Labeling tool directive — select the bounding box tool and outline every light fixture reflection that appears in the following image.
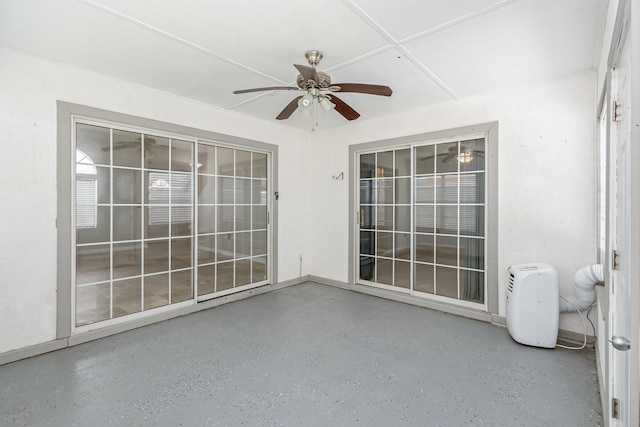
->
[458,148,474,163]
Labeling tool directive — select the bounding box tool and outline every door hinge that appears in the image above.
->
[612,249,620,270]
[612,397,620,419]
[613,100,622,121]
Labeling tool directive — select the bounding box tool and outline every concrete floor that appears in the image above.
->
[0,282,602,426]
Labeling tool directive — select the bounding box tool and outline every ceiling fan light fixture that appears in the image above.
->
[298,93,314,109]
[458,148,474,163]
[319,96,335,112]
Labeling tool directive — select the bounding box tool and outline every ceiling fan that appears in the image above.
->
[420,145,484,163]
[233,50,392,122]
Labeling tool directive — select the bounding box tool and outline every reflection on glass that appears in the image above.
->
[252,179,267,204]
[437,205,458,234]
[76,281,110,325]
[96,166,110,204]
[360,180,376,204]
[197,265,215,296]
[113,277,142,317]
[113,206,141,241]
[144,136,170,170]
[216,262,234,291]
[217,206,234,232]
[395,206,410,233]
[171,237,192,270]
[415,263,434,294]
[359,256,375,281]
[252,231,267,256]
[436,142,458,174]
[395,260,410,288]
[197,205,216,234]
[377,151,393,177]
[144,273,169,310]
[235,231,251,258]
[252,153,267,179]
[435,266,458,298]
[436,235,457,266]
[197,175,216,205]
[76,123,111,165]
[415,205,434,233]
[395,178,410,204]
[236,150,251,177]
[415,176,435,203]
[77,206,110,244]
[394,233,410,260]
[171,269,192,302]
[113,168,142,204]
[360,231,375,256]
[252,206,267,230]
[376,206,393,230]
[236,259,251,286]
[252,256,267,282]
[171,139,193,173]
[436,175,458,204]
[217,177,234,204]
[460,138,485,173]
[76,244,110,284]
[415,145,435,175]
[198,143,216,174]
[217,147,234,176]
[415,234,434,263]
[145,171,169,205]
[376,231,393,257]
[216,233,233,261]
[113,242,142,279]
[235,206,251,231]
[460,173,484,204]
[360,153,375,179]
[360,205,375,230]
[113,130,142,168]
[198,234,216,264]
[376,258,393,285]
[236,178,251,204]
[460,237,484,269]
[460,206,484,236]
[170,173,193,205]
[461,270,484,303]
[145,207,170,238]
[171,206,192,237]
[376,178,393,204]
[395,149,410,177]
[144,240,169,274]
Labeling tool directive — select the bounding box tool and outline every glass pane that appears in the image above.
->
[415,263,434,294]
[460,270,484,303]
[144,273,169,310]
[76,281,110,326]
[377,151,393,177]
[76,244,110,284]
[252,206,267,230]
[113,130,142,168]
[395,149,410,177]
[252,179,267,204]
[436,142,458,174]
[112,242,142,279]
[171,269,192,302]
[360,231,375,256]
[235,232,251,258]
[217,177,234,204]
[236,150,251,177]
[113,206,141,241]
[235,206,251,231]
[436,175,458,204]
[144,136,170,170]
[113,277,142,318]
[415,234,434,263]
[360,180,376,204]
[216,233,234,261]
[217,206,234,232]
[359,256,375,281]
[145,207,169,238]
[394,233,410,260]
[460,173,484,204]
[460,206,484,237]
[460,237,484,269]
[197,265,215,296]
[376,231,393,257]
[113,169,142,205]
[96,166,110,204]
[394,260,410,288]
[171,237,192,270]
[395,206,410,232]
[198,234,216,265]
[197,205,216,234]
[436,235,457,266]
[376,206,393,230]
[197,175,216,205]
[76,123,110,165]
[415,145,435,175]
[376,178,393,204]
[395,178,410,204]
[144,240,169,274]
[359,205,375,230]
[76,206,110,244]
[415,205,434,233]
[217,147,234,176]
[146,171,170,204]
[216,262,234,291]
[252,153,267,179]
[360,153,376,179]
[436,205,458,235]
[252,231,267,256]
[435,266,457,298]
[235,259,251,286]
[236,178,251,204]
[171,206,192,237]
[415,176,435,203]
[171,139,193,172]
[252,256,267,282]
[171,173,193,205]
[460,138,485,173]
[376,258,393,285]
[198,143,216,174]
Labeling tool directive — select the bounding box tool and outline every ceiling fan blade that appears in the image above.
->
[329,95,360,121]
[233,86,299,94]
[276,96,303,120]
[294,64,318,84]
[332,83,393,97]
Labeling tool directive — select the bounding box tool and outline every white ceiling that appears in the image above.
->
[0,0,607,130]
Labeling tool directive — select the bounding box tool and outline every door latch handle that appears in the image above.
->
[610,335,631,351]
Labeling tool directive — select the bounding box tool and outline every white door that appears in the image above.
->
[607,15,639,425]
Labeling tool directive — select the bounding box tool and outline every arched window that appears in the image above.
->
[76,149,97,228]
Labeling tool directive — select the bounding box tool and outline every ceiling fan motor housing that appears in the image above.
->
[297,71,331,89]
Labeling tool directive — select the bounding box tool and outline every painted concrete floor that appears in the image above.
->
[0,282,602,426]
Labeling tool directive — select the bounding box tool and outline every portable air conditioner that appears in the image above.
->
[506,263,559,348]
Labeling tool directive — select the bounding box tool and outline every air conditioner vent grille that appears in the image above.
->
[507,273,514,293]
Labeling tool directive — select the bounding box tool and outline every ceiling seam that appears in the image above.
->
[77,0,286,85]
[340,0,459,100]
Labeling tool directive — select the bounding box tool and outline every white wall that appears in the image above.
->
[308,72,598,334]
[0,48,310,354]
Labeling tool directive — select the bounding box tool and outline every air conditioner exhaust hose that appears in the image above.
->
[559,264,604,312]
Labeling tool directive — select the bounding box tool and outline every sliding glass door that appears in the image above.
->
[357,137,486,308]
